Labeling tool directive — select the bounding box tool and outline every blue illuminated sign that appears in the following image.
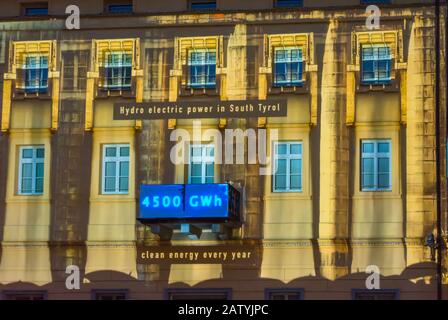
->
[139,184,240,221]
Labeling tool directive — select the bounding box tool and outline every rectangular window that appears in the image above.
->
[166,289,230,300]
[2,291,47,300]
[104,52,132,91]
[102,144,130,194]
[24,55,49,93]
[361,0,390,4]
[275,0,303,8]
[266,289,303,300]
[93,290,128,300]
[361,44,392,85]
[189,144,215,184]
[353,290,398,300]
[188,49,216,89]
[62,50,89,91]
[273,47,303,87]
[361,140,391,191]
[273,142,302,192]
[107,4,133,13]
[22,3,48,16]
[18,146,45,195]
[190,1,217,10]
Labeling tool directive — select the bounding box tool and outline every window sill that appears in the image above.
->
[180,87,219,97]
[268,83,308,95]
[352,193,401,200]
[90,195,134,203]
[264,193,311,200]
[356,81,399,93]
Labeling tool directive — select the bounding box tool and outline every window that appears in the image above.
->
[273,142,302,192]
[361,0,390,3]
[166,289,230,300]
[62,50,89,91]
[273,47,303,87]
[266,289,303,300]
[104,52,132,91]
[22,3,48,16]
[18,146,44,195]
[361,44,392,85]
[353,290,398,300]
[23,55,49,93]
[189,144,215,184]
[361,140,391,191]
[93,290,128,300]
[275,0,303,8]
[2,291,47,300]
[190,1,217,10]
[106,4,133,13]
[188,49,216,89]
[102,144,130,194]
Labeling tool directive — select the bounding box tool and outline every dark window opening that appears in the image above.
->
[190,1,217,10]
[353,290,398,300]
[3,291,47,300]
[22,3,48,16]
[93,290,128,300]
[166,289,231,300]
[361,0,391,4]
[107,4,133,14]
[266,289,303,300]
[275,0,303,8]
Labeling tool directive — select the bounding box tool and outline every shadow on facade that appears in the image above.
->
[0,261,443,299]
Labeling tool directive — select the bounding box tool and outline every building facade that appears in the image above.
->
[0,0,447,300]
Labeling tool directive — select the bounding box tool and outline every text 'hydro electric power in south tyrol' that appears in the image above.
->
[138,184,240,221]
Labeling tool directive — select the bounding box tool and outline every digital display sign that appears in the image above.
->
[138,184,240,222]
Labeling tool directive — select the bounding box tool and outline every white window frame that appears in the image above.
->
[18,146,45,196]
[273,141,303,193]
[101,144,130,195]
[188,144,215,184]
[361,139,392,192]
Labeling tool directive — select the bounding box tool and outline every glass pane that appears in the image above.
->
[120,162,129,177]
[21,178,32,193]
[362,174,375,189]
[378,142,390,153]
[35,178,44,193]
[275,175,286,190]
[290,175,301,190]
[290,159,301,175]
[105,147,116,157]
[104,177,116,192]
[206,146,214,157]
[205,177,214,184]
[276,144,287,155]
[22,163,32,178]
[191,163,202,177]
[120,147,130,157]
[22,149,33,159]
[36,163,44,178]
[191,147,202,157]
[378,174,390,189]
[119,177,129,192]
[275,159,287,175]
[206,163,214,176]
[290,144,302,155]
[36,148,45,158]
[378,158,389,173]
[190,177,202,184]
[362,142,374,153]
[105,162,116,176]
[362,158,374,174]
